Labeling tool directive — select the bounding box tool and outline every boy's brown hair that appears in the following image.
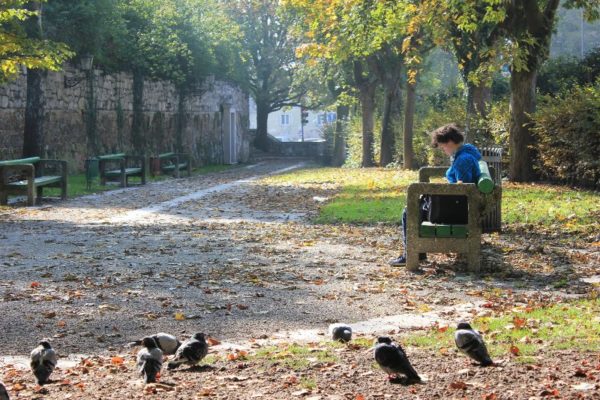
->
[430,124,464,148]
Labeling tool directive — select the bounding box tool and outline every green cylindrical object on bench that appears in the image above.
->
[477,160,495,194]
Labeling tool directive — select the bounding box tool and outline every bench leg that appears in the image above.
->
[467,240,481,273]
[0,191,7,205]
[27,182,35,206]
[121,173,126,188]
[37,186,43,201]
[406,251,420,272]
[61,179,67,200]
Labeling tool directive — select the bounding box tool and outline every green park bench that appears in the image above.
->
[97,153,146,187]
[0,157,68,206]
[158,152,192,178]
[405,147,502,273]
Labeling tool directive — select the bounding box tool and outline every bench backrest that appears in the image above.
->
[0,157,41,166]
[158,152,175,158]
[97,153,126,161]
[477,160,494,194]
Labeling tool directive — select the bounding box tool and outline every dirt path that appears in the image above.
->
[1,159,598,399]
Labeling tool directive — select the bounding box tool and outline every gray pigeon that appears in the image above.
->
[130,332,181,355]
[329,323,352,343]
[167,332,208,370]
[0,381,9,400]
[136,337,163,383]
[30,340,58,385]
[454,322,493,366]
[374,337,421,383]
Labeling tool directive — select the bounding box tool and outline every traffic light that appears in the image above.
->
[301,108,309,125]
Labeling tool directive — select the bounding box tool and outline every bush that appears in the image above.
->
[538,47,600,96]
[532,80,600,188]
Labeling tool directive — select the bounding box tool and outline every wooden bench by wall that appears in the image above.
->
[97,153,146,187]
[157,152,192,178]
[0,157,68,206]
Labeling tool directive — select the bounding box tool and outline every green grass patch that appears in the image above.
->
[251,343,338,371]
[403,298,600,361]
[502,182,599,228]
[264,167,599,229]
[41,164,233,199]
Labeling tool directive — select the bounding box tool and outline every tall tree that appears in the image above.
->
[227,0,305,150]
[0,0,71,83]
[501,0,599,181]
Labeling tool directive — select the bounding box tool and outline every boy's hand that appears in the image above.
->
[457,180,463,184]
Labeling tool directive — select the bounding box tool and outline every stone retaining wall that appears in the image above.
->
[0,66,249,170]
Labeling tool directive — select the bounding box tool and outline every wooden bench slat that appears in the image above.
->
[0,157,41,166]
[97,153,126,161]
[105,168,142,177]
[158,152,175,158]
[7,176,62,187]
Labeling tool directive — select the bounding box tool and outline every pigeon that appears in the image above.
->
[136,337,163,383]
[129,332,181,355]
[454,322,493,366]
[30,340,57,385]
[329,323,352,343]
[374,337,421,383]
[167,332,208,370]
[0,381,9,400]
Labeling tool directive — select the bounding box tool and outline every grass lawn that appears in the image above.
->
[402,298,600,363]
[42,164,233,199]
[264,167,600,230]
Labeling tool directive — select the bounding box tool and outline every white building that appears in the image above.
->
[249,97,335,142]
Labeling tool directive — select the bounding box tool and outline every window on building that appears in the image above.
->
[281,114,290,125]
[327,112,337,123]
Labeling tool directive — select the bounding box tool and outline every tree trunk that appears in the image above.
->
[176,89,186,153]
[332,104,349,167]
[131,69,145,153]
[509,68,537,182]
[23,69,45,157]
[254,102,270,151]
[22,1,45,158]
[359,85,376,167]
[379,84,398,166]
[465,83,492,143]
[403,81,416,170]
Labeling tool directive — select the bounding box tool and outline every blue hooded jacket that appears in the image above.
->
[446,143,481,184]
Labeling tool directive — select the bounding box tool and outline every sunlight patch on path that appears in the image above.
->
[109,162,306,224]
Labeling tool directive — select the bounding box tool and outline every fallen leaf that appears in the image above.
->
[174,312,185,321]
[30,282,41,288]
[111,356,124,365]
[450,381,467,390]
[207,337,221,346]
[509,345,520,356]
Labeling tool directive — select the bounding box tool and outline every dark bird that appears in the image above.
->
[167,332,208,370]
[136,337,163,383]
[30,340,57,385]
[329,323,352,343]
[0,381,9,400]
[374,337,421,383]
[129,332,181,355]
[454,322,493,366]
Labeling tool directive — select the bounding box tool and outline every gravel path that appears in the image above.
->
[0,158,594,357]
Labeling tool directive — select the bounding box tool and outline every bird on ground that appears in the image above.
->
[329,323,352,343]
[454,322,493,366]
[129,332,181,355]
[30,340,57,385]
[167,332,208,370]
[374,336,421,383]
[136,337,163,383]
[0,381,9,400]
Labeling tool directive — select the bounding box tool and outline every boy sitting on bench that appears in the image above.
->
[389,124,482,266]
